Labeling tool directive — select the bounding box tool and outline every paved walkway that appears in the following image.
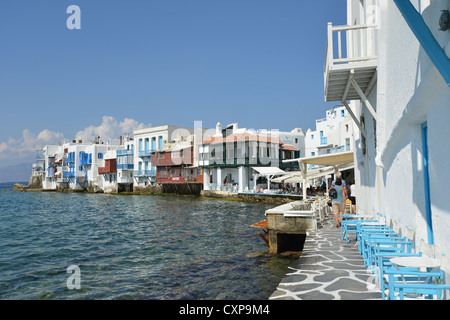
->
[269,214,382,300]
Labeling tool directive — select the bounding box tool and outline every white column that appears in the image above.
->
[217,167,222,190]
[203,168,210,191]
[300,161,307,200]
[238,166,248,193]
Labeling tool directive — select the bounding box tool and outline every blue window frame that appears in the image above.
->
[421,122,433,244]
[98,153,103,159]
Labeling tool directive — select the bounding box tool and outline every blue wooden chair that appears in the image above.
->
[386,269,450,300]
[380,240,443,300]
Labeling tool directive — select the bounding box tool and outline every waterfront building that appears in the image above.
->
[42,145,62,190]
[199,122,301,193]
[305,105,354,161]
[324,0,450,263]
[41,137,121,192]
[64,138,119,192]
[133,125,196,189]
[116,135,134,192]
[98,149,118,193]
[152,134,203,184]
[31,150,45,179]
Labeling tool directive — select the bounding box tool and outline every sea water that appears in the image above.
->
[0,183,293,300]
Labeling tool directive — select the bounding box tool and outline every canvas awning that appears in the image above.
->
[251,167,285,176]
[283,151,354,167]
[281,151,355,199]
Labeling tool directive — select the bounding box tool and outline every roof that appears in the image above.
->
[281,144,298,151]
[201,133,284,145]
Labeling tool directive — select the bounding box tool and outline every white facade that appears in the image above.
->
[329,1,450,266]
[42,138,120,191]
[305,106,354,161]
[199,122,302,193]
[98,149,118,193]
[133,125,196,188]
[116,136,134,191]
[42,145,62,190]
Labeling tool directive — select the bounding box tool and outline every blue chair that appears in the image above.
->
[386,269,449,300]
[380,240,442,300]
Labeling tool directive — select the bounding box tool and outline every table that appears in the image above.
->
[390,256,441,269]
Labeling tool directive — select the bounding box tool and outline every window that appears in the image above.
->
[311,151,315,156]
[158,136,163,150]
[341,109,345,117]
[311,134,314,140]
[295,138,298,143]
[139,138,143,151]
[345,138,350,151]
[98,153,103,159]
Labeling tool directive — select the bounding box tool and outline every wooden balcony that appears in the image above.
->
[98,159,117,174]
[324,22,378,102]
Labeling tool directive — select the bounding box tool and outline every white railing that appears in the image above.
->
[325,22,377,72]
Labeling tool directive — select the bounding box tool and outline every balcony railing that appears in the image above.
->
[325,23,377,70]
[117,163,134,170]
[117,149,134,156]
[80,153,92,165]
[138,149,155,158]
[63,172,76,178]
[134,169,156,177]
[98,166,117,174]
[324,22,378,102]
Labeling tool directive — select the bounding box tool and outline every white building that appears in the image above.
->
[133,125,196,188]
[116,135,134,192]
[199,122,303,193]
[305,105,354,160]
[42,137,120,191]
[324,0,450,265]
[42,145,62,190]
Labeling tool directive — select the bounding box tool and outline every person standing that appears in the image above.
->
[329,178,347,227]
[349,179,356,214]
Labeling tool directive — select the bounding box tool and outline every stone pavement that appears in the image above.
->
[269,214,382,300]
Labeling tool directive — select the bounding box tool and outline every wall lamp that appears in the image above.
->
[439,10,449,31]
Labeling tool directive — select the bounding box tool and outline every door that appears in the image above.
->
[421,122,434,244]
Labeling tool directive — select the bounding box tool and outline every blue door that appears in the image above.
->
[421,122,434,244]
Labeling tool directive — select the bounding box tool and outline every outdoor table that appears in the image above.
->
[390,256,441,270]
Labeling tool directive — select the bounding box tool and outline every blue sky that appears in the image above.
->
[0,0,347,168]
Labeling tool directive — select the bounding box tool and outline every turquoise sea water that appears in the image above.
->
[0,183,292,300]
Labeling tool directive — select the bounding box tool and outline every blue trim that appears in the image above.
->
[394,0,450,87]
[421,122,434,245]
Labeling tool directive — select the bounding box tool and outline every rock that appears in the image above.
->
[13,183,28,191]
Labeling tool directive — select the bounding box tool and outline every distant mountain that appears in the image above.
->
[0,163,32,183]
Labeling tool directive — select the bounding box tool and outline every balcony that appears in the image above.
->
[98,159,117,174]
[80,153,92,165]
[117,149,134,156]
[324,22,378,102]
[138,149,154,158]
[63,171,76,178]
[117,163,134,170]
[134,169,156,177]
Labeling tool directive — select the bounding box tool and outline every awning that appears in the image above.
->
[251,167,286,176]
[272,162,354,184]
[283,151,354,167]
